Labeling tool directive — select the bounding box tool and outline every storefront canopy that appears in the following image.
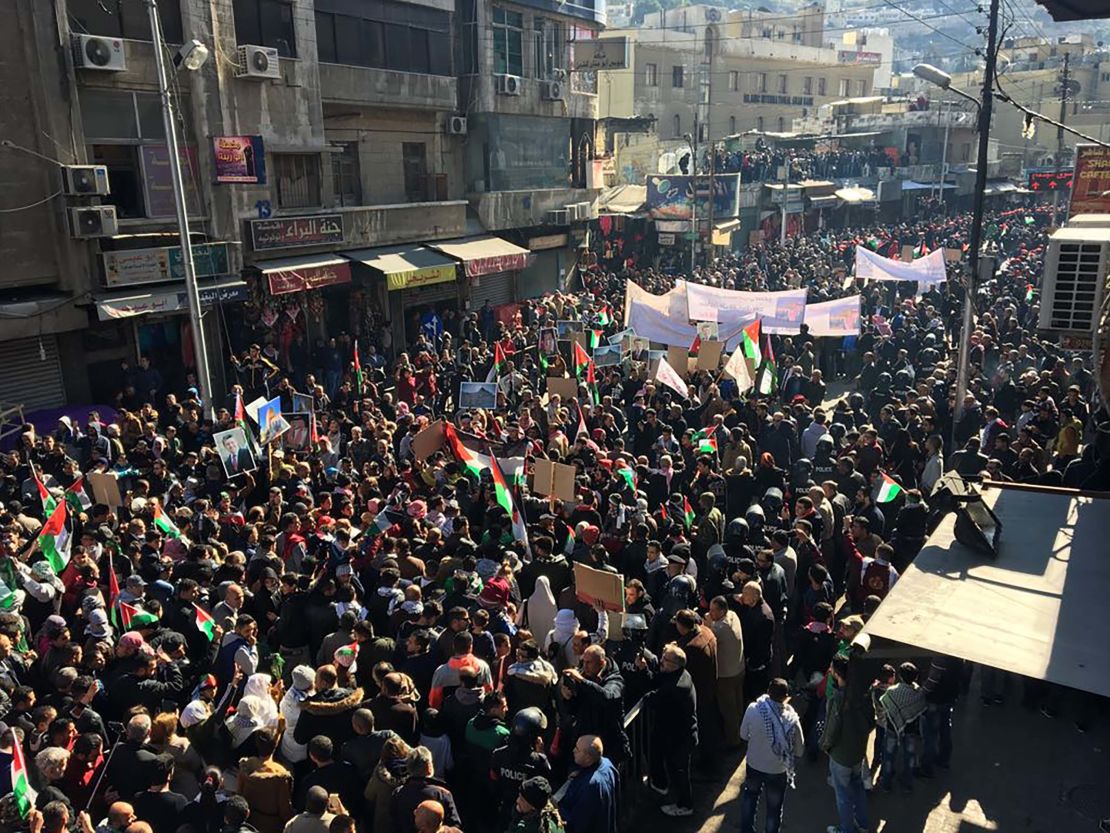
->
[96,277,248,320]
[344,245,457,291]
[258,254,352,296]
[901,180,957,191]
[598,184,647,216]
[428,236,530,279]
[807,195,839,209]
[862,484,1110,698]
[835,187,876,204]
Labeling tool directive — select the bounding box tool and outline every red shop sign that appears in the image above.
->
[267,262,352,295]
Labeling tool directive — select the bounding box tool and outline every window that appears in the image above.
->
[331,142,362,207]
[778,117,785,131]
[69,0,183,43]
[757,116,764,131]
[234,0,296,57]
[803,76,813,95]
[673,114,681,138]
[645,63,658,86]
[758,72,767,92]
[316,0,451,75]
[699,122,707,143]
[817,77,826,96]
[403,143,428,201]
[729,115,736,133]
[534,19,564,78]
[792,26,803,42]
[857,79,868,96]
[274,154,321,208]
[493,7,523,76]
[728,71,738,91]
[838,78,849,97]
[778,74,788,94]
[672,65,684,87]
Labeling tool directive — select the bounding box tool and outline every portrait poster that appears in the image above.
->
[283,413,313,452]
[214,427,258,477]
[538,327,559,359]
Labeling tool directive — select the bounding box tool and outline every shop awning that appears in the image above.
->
[598,184,647,216]
[862,484,1110,698]
[983,182,1020,196]
[808,195,839,208]
[428,236,531,279]
[344,245,457,291]
[95,277,248,321]
[835,187,876,204]
[901,180,955,191]
[712,219,742,234]
[258,255,352,296]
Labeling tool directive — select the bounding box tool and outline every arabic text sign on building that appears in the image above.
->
[571,37,629,71]
[212,135,267,184]
[250,215,345,251]
[463,253,528,278]
[837,50,882,64]
[1028,169,1073,191]
[267,262,353,295]
[1068,145,1110,218]
[102,243,232,287]
[97,282,249,321]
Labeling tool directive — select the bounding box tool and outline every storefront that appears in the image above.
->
[517,233,570,298]
[428,235,530,310]
[0,336,66,412]
[343,245,460,349]
[253,253,355,352]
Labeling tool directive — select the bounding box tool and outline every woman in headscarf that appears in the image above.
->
[242,673,281,727]
[543,609,580,672]
[279,665,315,765]
[225,695,271,758]
[517,575,557,645]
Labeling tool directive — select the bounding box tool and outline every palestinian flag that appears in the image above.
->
[33,469,56,516]
[597,306,612,327]
[194,603,217,641]
[353,340,364,391]
[916,242,928,258]
[445,422,487,480]
[576,406,590,441]
[107,548,122,628]
[10,731,36,818]
[335,641,359,666]
[65,477,93,513]
[585,359,599,406]
[572,341,592,379]
[876,472,904,503]
[38,500,70,573]
[490,454,529,549]
[486,342,507,383]
[757,334,777,396]
[0,580,17,610]
[866,237,881,251]
[616,465,637,492]
[659,503,668,522]
[153,501,181,539]
[694,426,718,455]
[235,392,261,456]
[690,334,702,356]
[741,320,762,368]
[118,601,140,630]
[1025,283,1034,303]
[683,497,696,527]
[586,330,603,350]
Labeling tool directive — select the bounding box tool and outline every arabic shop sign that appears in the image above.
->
[250,214,345,251]
[267,262,353,295]
[571,37,629,71]
[96,281,249,321]
[1028,168,1073,192]
[102,243,232,288]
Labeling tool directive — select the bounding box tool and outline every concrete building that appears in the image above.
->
[827,28,895,91]
[0,0,602,409]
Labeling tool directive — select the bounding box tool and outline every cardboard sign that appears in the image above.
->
[696,339,725,370]
[667,345,688,373]
[545,376,579,401]
[945,248,963,263]
[574,562,625,613]
[412,419,446,461]
[901,245,916,262]
[88,471,123,508]
[533,458,577,501]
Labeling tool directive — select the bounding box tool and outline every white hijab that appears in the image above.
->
[519,575,558,642]
[242,673,280,725]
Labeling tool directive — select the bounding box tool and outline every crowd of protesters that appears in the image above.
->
[0,201,1107,833]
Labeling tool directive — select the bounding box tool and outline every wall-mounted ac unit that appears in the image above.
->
[236,45,281,80]
[63,165,110,196]
[72,34,126,71]
[546,209,569,224]
[1038,226,1110,334]
[565,204,581,221]
[69,206,118,238]
[542,80,565,101]
[496,74,522,96]
[570,202,592,220]
[446,115,468,135]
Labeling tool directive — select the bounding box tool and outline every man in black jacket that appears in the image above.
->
[738,581,775,704]
[639,643,698,818]
[105,715,159,800]
[560,644,629,764]
[293,664,364,748]
[391,746,462,833]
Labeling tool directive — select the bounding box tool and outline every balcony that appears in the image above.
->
[318,63,457,111]
[470,187,599,231]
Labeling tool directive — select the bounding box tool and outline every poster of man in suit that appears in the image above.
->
[214,428,257,478]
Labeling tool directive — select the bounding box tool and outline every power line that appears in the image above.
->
[0,190,63,214]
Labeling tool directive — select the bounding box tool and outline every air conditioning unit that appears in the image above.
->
[542,80,565,101]
[496,74,522,96]
[62,165,110,196]
[571,201,592,220]
[446,115,468,135]
[1037,226,1110,334]
[564,204,581,222]
[546,209,569,224]
[72,34,126,72]
[69,206,118,238]
[236,45,281,80]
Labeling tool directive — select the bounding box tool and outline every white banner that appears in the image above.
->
[803,295,862,337]
[627,301,753,349]
[623,279,688,325]
[854,246,947,284]
[684,284,807,334]
[654,357,689,398]
[722,346,755,392]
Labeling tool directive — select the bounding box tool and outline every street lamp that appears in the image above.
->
[147,1,215,417]
[911,0,1000,451]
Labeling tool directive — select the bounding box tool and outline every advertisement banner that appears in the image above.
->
[645,174,741,221]
[212,135,266,184]
[250,215,345,251]
[1069,144,1110,218]
[803,296,862,337]
[103,243,232,287]
[855,246,948,284]
[684,284,807,334]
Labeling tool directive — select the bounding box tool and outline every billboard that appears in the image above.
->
[645,174,741,221]
[1069,144,1110,218]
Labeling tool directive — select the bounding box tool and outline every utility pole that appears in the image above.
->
[952,0,1000,447]
[690,107,699,272]
[1052,51,1070,225]
[702,62,716,265]
[780,158,790,245]
[148,0,214,416]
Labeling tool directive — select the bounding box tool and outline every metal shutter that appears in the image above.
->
[468,271,516,308]
[402,280,461,307]
[0,336,65,411]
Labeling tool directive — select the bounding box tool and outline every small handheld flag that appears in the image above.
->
[194,603,217,641]
[38,500,70,573]
[353,340,364,391]
[876,473,904,504]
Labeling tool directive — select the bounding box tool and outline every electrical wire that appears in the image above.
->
[877,0,980,50]
[995,80,1110,148]
[0,140,66,167]
[0,190,63,214]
